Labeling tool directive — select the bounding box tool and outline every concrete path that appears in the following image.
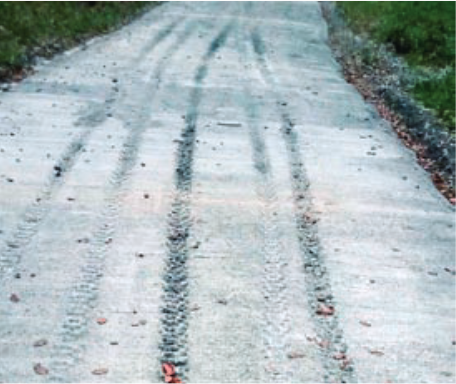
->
[0,2,454,383]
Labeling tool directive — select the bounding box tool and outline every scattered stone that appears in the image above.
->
[33,339,48,347]
[144,193,150,199]
[14,273,21,279]
[139,319,147,326]
[10,293,20,303]
[34,363,49,375]
[427,271,438,276]
[217,299,228,305]
[92,368,109,375]
[141,162,146,167]
[287,351,306,359]
[333,352,346,360]
[190,304,201,311]
[369,349,384,356]
[359,320,372,327]
[110,341,119,346]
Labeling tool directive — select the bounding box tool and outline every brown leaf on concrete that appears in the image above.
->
[33,363,49,375]
[316,303,335,316]
[333,352,346,360]
[96,317,107,325]
[162,363,175,377]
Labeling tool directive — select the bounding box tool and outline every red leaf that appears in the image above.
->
[316,303,335,316]
[162,363,175,377]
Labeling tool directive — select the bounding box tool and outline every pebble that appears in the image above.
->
[33,339,48,347]
[92,368,109,375]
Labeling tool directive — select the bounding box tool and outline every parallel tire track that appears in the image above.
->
[0,18,181,281]
[159,22,233,383]
[236,21,293,382]
[249,27,356,383]
[247,103,293,382]
[48,21,197,382]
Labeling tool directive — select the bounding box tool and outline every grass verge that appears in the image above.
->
[337,2,455,132]
[0,1,157,81]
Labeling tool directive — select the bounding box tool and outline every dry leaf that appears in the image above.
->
[97,318,107,325]
[316,303,334,316]
[33,363,49,375]
[162,363,175,377]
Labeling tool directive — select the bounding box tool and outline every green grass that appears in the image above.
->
[338,1,455,131]
[0,2,154,71]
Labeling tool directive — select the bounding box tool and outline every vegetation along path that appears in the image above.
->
[0,2,454,383]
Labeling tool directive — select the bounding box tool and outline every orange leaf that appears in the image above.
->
[96,318,107,325]
[162,363,175,377]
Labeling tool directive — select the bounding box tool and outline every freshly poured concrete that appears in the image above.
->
[0,2,454,383]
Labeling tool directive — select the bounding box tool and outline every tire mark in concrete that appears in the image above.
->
[0,18,182,281]
[47,21,197,382]
[235,21,293,382]
[246,98,293,382]
[159,22,233,383]
[249,27,357,383]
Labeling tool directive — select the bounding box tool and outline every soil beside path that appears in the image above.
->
[0,2,454,383]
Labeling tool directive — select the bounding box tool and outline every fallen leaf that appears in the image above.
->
[34,363,49,375]
[333,352,346,360]
[33,339,48,347]
[92,368,109,375]
[162,362,175,377]
[97,318,107,325]
[316,303,334,316]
